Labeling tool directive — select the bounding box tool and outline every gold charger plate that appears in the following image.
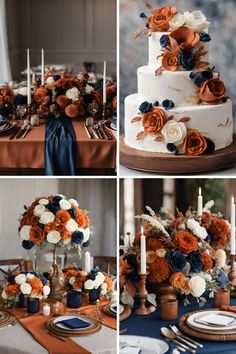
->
[47,320,101,337]
[103,304,116,318]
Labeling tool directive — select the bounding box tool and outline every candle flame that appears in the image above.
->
[141,226,144,235]
[198,187,202,196]
[232,196,235,204]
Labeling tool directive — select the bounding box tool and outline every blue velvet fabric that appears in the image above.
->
[120,297,236,354]
[44,116,77,176]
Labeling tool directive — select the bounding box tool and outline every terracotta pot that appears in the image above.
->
[214,290,230,308]
[160,299,178,320]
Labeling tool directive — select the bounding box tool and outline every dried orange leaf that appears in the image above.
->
[131,116,142,123]
[136,131,146,140]
[154,135,164,142]
[178,117,191,123]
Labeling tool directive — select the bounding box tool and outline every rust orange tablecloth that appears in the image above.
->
[0,121,116,169]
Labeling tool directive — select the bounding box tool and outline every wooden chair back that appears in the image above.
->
[0,259,33,280]
[94,256,116,275]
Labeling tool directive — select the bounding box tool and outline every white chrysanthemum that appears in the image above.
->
[15,273,27,285]
[43,285,50,297]
[17,87,28,96]
[34,204,46,216]
[20,282,32,295]
[189,275,206,298]
[84,279,95,290]
[69,276,76,285]
[66,87,80,101]
[26,273,35,280]
[66,219,78,232]
[184,10,210,32]
[215,249,226,269]
[85,84,94,94]
[38,198,49,205]
[45,76,55,86]
[187,219,208,239]
[68,198,79,207]
[47,230,61,244]
[20,225,31,240]
[1,290,7,299]
[59,199,71,210]
[40,211,55,225]
[169,13,185,30]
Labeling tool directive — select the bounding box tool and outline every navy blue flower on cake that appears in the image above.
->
[204,138,215,154]
[179,50,195,70]
[162,99,174,110]
[153,101,159,107]
[167,143,177,153]
[139,101,152,113]
[160,34,170,48]
[199,32,211,42]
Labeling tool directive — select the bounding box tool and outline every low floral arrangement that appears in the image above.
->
[63,265,88,291]
[84,268,114,297]
[131,101,215,155]
[0,85,15,119]
[120,202,230,307]
[1,271,50,307]
[19,194,91,250]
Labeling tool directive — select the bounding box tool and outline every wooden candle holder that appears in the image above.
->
[135,273,156,315]
[228,254,236,297]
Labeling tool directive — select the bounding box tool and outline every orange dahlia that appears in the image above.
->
[173,230,198,255]
[5,284,20,296]
[147,256,170,283]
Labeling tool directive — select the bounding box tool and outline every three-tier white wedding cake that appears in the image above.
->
[124,5,233,156]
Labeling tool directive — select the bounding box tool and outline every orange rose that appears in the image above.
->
[56,95,69,109]
[170,272,190,295]
[29,215,40,226]
[28,277,43,296]
[33,87,47,104]
[75,209,90,228]
[173,230,198,255]
[147,256,170,283]
[5,284,20,296]
[56,210,71,224]
[183,129,207,156]
[44,222,56,233]
[209,217,230,249]
[20,214,32,227]
[65,269,76,278]
[170,26,200,50]
[74,272,87,289]
[198,78,225,103]
[105,276,113,291]
[162,52,179,71]
[29,226,45,245]
[148,6,177,31]
[200,252,213,271]
[142,108,166,134]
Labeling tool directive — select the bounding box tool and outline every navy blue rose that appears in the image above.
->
[72,231,84,244]
[187,252,202,273]
[167,143,177,153]
[53,75,61,81]
[199,32,211,42]
[124,254,139,281]
[160,34,170,48]
[53,196,63,203]
[7,273,15,283]
[47,201,61,214]
[201,71,213,80]
[39,275,47,286]
[153,101,159,107]
[189,71,197,80]
[162,99,174,110]
[139,101,152,114]
[139,12,146,19]
[83,240,90,247]
[204,138,215,154]
[39,223,45,229]
[167,251,186,272]
[15,94,27,105]
[194,75,205,87]
[0,106,10,117]
[146,23,149,28]
[179,50,195,70]
[68,208,76,218]
[88,274,96,280]
[22,240,34,250]
[215,269,228,287]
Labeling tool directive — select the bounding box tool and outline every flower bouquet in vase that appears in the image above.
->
[18,194,91,299]
[84,268,114,304]
[63,265,88,308]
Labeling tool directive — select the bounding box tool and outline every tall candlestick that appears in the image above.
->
[231,196,235,255]
[103,61,106,104]
[84,251,91,273]
[27,49,31,105]
[41,49,45,85]
[197,187,203,217]
[140,227,146,274]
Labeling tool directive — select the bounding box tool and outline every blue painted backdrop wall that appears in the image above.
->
[120,0,236,132]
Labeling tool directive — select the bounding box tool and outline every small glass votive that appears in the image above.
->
[52,301,65,316]
[160,299,178,320]
[43,303,51,316]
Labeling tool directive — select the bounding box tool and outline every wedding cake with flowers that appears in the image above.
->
[124,5,233,156]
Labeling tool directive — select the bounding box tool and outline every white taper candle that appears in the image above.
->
[140,227,146,274]
[103,61,106,104]
[197,187,203,217]
[84,251,91,273]
[41,48,45,85]
[27,48,31,105]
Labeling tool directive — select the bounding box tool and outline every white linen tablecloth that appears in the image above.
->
[0,321,116,354]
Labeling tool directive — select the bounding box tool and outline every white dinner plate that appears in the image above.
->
[110,303,124,315]
[53,315,93,331]
[120,335,169,354]
[187,310,236,333]
[0,312,4,320]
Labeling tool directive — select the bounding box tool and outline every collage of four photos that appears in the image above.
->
[0,0,236,353]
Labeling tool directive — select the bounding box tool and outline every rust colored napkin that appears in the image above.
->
[220,305,236,313]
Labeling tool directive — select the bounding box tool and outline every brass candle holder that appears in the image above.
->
[135,273,156,315]
[228,254,236,297]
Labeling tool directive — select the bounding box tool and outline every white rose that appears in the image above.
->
[1,290,7,299]
[101,283,108,290]
[184,10,210,32]
[66,219,78,232]
[161,120,187,146]
[215,249,226,269]
[20,225,31,240]
[81,227,90,243]
[45,76,55,86]
[38,198,49,205]
[26,273,35,280]
[156,249,166,258]
[69,276,76,286]
[85,84,94,94]
[68,198,79,207]
[43,285,50,297]
[189,275,206,297]
[47,230,61,244]
[169,13,185,30]
[84,279,95,290]
[66,87,80,101]
[96,272,106,285]
[34,204,46,216]
[15,274,27,285]
[101,289,107,296]
[59,199,71,210]
[187,219,208,239]
[20,283,32,295]
[17,87,28,96]
[40,211,55,225]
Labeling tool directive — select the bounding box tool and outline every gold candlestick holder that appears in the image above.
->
[228,254,236,297]
[135,273,156,315]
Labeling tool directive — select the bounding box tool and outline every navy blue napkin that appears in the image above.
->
[58,317,90,329]
[44,116,77,176]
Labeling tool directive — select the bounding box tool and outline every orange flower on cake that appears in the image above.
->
[142,108,166,134]
[148,6,177,31]
[161,52,179,71]
[169,26,200,50]
[173,230,198,255]
[198,78,226,104]
[183,129,207,156]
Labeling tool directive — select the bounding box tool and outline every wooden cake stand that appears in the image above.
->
[120,135,236,174]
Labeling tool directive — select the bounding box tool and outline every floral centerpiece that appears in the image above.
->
[120,202,230,307]
[1,271,50,308]
[0,85,15,120]
[63,265,88,291]
[84,268,114,298]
